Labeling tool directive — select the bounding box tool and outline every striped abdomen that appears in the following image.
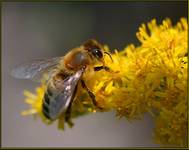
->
[42,72,69,120]
[42,87,53,119]
[41,70,82,121]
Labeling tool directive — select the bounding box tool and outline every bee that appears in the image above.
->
[11,39,113,126]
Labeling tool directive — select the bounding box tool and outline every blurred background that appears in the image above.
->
[2,1,187,147]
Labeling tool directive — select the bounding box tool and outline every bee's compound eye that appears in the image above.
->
[92,49,103,59]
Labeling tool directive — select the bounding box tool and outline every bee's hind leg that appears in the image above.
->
[65,85,78,128]
[65,104,74,128]
[81,79,103,110]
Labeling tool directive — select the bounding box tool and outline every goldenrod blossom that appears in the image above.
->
[22,18,188,147]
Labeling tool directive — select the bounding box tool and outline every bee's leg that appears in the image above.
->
[94,66,119,74]
[65,84,78,128]
[94,66,110,72]
[81,79,103,110]
[65,103,74,128]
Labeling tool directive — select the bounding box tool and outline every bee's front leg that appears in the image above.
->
[81,79,103,110]
[94,66,119,74]
[94,66,110,72]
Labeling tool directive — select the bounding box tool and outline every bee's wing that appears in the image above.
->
[43,69,84,120]
[11,57,61,81]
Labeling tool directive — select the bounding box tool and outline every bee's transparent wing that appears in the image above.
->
[11,57,61,81]
[43,69,84,120]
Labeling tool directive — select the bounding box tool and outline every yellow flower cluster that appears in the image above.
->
[22,18,188,147]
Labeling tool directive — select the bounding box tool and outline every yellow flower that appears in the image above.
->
[22,18,187,147]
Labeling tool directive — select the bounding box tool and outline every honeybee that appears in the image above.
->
[12,39,112,126]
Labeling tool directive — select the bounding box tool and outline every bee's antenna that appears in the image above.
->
[104,52,113,62]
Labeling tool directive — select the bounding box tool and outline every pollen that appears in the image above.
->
[22,18,187,147]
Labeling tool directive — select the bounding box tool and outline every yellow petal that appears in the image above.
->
[21,109,37,116]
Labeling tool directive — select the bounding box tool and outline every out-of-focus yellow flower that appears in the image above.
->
[22,84,53,124]
[22,18,188,147]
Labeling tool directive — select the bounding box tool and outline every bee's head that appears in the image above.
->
[83,39,113,63]
[83,39,103,59]
[90,47,103,60]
